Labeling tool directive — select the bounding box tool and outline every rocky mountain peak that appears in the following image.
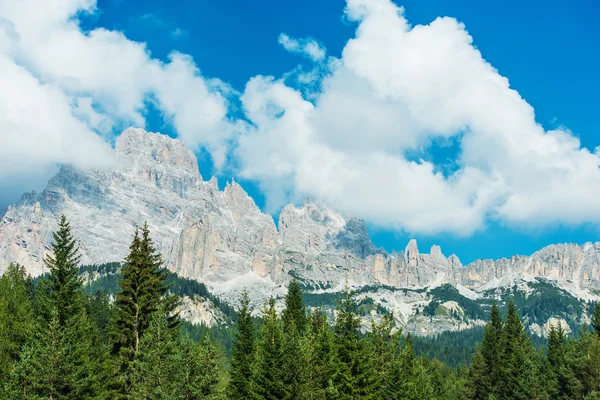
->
[224,178,261,216]
[116,127,201,179]
[405,239,420,266]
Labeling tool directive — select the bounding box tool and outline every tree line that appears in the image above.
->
[3,216,600,399]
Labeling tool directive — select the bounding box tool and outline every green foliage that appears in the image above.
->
[227,290,256,400]
[44,215,84,326]
[0,263,34,379]
[109,223,180,397]
[282,279,308,333]
[253,297,286,399]
[332,283,378,399]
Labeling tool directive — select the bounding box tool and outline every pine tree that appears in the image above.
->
[368,313,399,398]
[253,297,285,400]
[304,309,337,400]
[228,290,256,400]
[0,263,34,379]
[467,347,490,400]
[131,312,178,399]
[37,216,99,399]
[387,334,434,400]
[282,279,307,333]
[333,283,378,399]
[176,336,223,400]
[498,299,532,400]
[7,310,71,399]
[44,215,84,326]
[110,223,178,397]
[577,325,600,395]
[281,322,307,400]
[592,303,600,338]
[481,302,502,397]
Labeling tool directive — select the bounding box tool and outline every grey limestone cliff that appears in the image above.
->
[2,128,600,306]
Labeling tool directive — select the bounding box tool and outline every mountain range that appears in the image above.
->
[1,128,598,336]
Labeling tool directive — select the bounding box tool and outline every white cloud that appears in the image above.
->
[235,0,600,235]
[278,33,326,62]
[0,0,236,197]
[170,28,188,39]
[1,0,599,236]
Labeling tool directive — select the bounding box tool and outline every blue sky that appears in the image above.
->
[1,0,599,264]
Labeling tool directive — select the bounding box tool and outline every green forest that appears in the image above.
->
[2,216,600,399]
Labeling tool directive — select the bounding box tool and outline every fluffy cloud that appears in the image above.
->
[235,0,600,235]
[0,0,235,198]
[278,33,326,62]
[2,0,599,236]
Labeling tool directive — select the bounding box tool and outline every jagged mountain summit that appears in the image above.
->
[1,128,599,334]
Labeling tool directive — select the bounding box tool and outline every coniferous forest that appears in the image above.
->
[3,216,600,399]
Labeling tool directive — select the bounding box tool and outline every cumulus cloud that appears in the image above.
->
[278,33,326,62]
[235,0,600,235]
[0,0,236,200]
[2,0,599,236]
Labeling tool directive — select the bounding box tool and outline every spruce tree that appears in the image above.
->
[498,299,532,400]
[592,303,600,338]
[304,309,338,400]
[387,334,434,400]
[228,290,256,400]
[467,347,490,400]
[110,223,177,397]
[282,279,308,333]
[333,283,377,399]
[172,336,222,400]
[131,312,178,399]
[8,310,71,399]
[44,215,84,326]
[368,313,399,398]
[481,302,502,397]
[281,322,307,400]
[37,216,100,399]
[253,297,285,400]
[0,263,34,379]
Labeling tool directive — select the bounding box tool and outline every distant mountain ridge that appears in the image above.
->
[1,128,598,334]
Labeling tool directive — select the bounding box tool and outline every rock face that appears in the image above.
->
[2,128,600,306]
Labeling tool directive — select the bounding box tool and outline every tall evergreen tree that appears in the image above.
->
[387,334,434,400]
[228,290,256,400]
[481,302,502,398]
[173,335,222,400]
[282,279,307,333]
[34,216,100,399]
[0,263,34,379]
[131,312,178,399]
[467,347,490,400]
[304,309,338,400]
[368,313,399,398]
[254,297,285,400]
[592,303,600,338]
[333,283,378,399]
[281,322,306,400]
[498,299,532,400]
[110,223,178,397]
[44,215,84,326]
[7,310,71,399]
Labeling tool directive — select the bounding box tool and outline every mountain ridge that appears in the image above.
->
[1,128,599,334]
